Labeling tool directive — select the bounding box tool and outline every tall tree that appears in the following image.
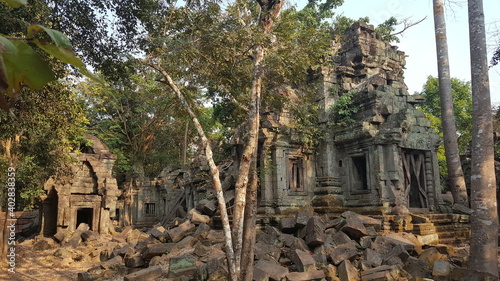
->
[467,0,498,278]
[432,0,469,206]
[417,76,473,189]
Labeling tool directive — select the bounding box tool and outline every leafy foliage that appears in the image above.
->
[331,90,358,126]
[416,76,472,183]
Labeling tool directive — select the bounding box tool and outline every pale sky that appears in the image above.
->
[293,0,500,104]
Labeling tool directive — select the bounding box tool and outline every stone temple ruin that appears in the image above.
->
[40,23,444,235]
[40,134,121,236]
[253,22,442,215]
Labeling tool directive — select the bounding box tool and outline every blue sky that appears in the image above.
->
[293,0,500,104]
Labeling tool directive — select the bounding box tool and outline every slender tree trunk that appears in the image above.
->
[157,70,237,281]
[183,121,189,165]
[467,0,498,278]
[240,160,258,281]
[232,1,283,276]
[231,43,263,275]
[432,0,469,206]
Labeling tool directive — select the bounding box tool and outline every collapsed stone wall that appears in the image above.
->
[40,134,120,236]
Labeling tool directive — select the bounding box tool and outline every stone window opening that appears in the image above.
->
[145,203,156,216]
[288,158,304,192]
[76,208,93,230]
[351,155,369,191]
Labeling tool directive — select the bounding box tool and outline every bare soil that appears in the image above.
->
[0,239,98,281]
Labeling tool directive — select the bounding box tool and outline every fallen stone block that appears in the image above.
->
[142,243,176,259]
[280,217,297,233]
[67,230,83,247]
[305,216,325,247]
[81,230,98,242]
[313,245,328,267]
[253,266,270,281]
[432,260,453,277]
[286,270,326,281]
[360,265,400,281]
[76,223,90,232]
[100,255,123,270]
[332,230,352,246]
[189,208,211,225]
[124,253,145,268]
[341,217,369,240]
[54,229,68,243]
[364,248,383,267]
[254,259,289,281]
[403,256,431,279]
[338,260,359,281]
[287,249,316,272]
[255,240,282,262]
[329,242,359,265]
[371,235,415,256]
[168,255,197,278]
[295,205,314,227]
[418,247,446,268]
[124,266,163,281]
[417,233,439,246]
[193,222,211,239]
[168,220,196,243]
[146,225,167,242]
[341,211,382,230]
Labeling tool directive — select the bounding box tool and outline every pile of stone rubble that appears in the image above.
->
[30,205,476,281]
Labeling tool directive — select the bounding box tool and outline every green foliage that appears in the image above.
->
[374,17,400,43]
[0,0,88,210]
[416,76,473,182]
[331,90,358,126]
[416,76,473,153]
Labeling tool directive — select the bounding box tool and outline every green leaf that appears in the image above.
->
[28,24,102,82]
[2,40,56,95]
[1,0,28,8]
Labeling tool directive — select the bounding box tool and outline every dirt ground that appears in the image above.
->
[0,239,98,281]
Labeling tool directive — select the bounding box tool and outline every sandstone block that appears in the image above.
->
[168,255,197,277]
[100,255,123,270]
[255,259,289,281]
[288,249,316,272]
[124,266,163,281]
[305,216,325,247]
[255,240,282,262]
[286,270,326,281]
[280,217,297,233]
[432,260,452,277]
[188,208,210,225]
[142,243,176,259]
[168,220,196,243]
[329,242,359,265]
[417,233,439,246]
[338,260,360,281]
[124,253,145,268]
[295,205,314,227]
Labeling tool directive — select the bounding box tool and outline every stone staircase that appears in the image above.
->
[415,213,470,245]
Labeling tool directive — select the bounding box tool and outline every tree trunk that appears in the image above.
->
[231,43,263,275]
[157,70,237,281]
[467,0,499,278]
[432,0,469,206]
[232,1,283,276]
[240,160,258,281]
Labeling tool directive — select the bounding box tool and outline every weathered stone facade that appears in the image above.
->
[119,170,188,227]
[40,134,121,236]
[256,22,442,214]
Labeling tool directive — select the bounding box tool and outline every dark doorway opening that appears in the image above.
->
[76,208,93,230]
[352,155,368,190]
[42,188,58,237]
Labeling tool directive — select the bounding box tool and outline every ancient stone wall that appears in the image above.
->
[40,134,120,236]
